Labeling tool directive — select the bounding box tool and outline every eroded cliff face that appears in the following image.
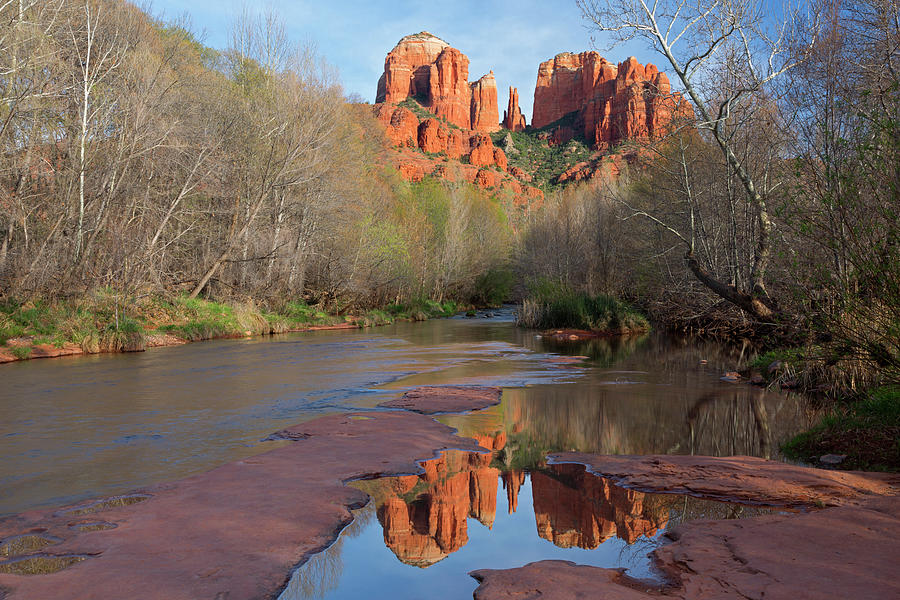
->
[373,32,542,206]
[470,72,500,133]
[532,52,691,150]
[376,32,498,132]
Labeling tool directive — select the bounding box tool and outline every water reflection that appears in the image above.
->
[279,448,779,600]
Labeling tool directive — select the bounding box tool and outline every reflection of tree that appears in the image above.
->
[278,504,375,600]
[500,334,811,465]
[537,334,649,367]
[684,389,773,458]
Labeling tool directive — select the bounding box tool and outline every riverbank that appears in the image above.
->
[0,293,459,365]
[741,349,900,472]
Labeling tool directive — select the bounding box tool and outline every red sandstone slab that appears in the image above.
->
[549,453,900,507]
[0,411,486,600]
[471,496,900,600]
[378,385,502,414]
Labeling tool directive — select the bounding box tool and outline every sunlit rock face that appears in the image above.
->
[502,87,527,132]
[532,52,692,150]
[531,464,669,548]
[377,32,496,131]
[376,32,451,106]
[470,72,500,133]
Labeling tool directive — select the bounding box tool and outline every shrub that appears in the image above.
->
[516,283,649,333]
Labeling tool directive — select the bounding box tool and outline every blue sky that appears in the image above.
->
[148,0,650,120]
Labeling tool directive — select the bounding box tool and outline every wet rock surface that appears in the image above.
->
[378,385,502,414]
[470,454,900,600]
[0,395,495,599]
[549,453,900,507]
[471,495,900,600]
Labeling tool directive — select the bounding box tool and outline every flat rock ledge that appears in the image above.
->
[471,454,900,600]
[548,452,900,507]
[0,410,487,600]
[377,385,502,414]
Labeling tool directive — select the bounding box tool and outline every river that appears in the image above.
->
[0,309,819,596]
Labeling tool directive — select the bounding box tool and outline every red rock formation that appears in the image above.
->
[376,32,450,105]
[532,52,691,150]
[470,72,500,133]
[446,128,466,159]
[373,450,501,566]
[418,118,447,154]
[374,104,419,148]
[502,87,527,132]
[476,168,497,188]
[492,148,508,171]
[502,471,526,513]
[397,162,425,182]
[468,134,496,167]
[428,47,472,129]
[376,32,501,131]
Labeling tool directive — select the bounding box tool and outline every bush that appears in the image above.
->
[472,267,515,307]
[516,283,649,333]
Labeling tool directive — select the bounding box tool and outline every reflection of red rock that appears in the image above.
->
[502,87,527,132]
[502,470,526,513]
[532,52,692,150]
[531,464,668,548]
[375,450,501,566]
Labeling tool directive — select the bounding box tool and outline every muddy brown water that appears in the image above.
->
[1,308,816,596]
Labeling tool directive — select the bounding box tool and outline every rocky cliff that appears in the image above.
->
[532,52,691,150]
[470,72,500,133]
[376,32,498,133]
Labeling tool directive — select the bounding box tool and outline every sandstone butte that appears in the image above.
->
[532,51,693,150]
[376,32,498,133]
[372,32,544,209]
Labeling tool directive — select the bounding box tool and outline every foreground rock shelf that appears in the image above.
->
[472,454,900,600]
[3,389,898,600]
[0,387,497,600]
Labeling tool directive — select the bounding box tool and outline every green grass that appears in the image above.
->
[1,293,460,359]
[516,284,649,334]
[783,386,900,471]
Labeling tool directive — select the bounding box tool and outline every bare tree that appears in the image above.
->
[578,0,814,320]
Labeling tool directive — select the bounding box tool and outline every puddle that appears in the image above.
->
[0,554,88,575]
[278,451,778,600]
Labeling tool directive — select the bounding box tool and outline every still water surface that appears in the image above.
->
[279,451,781,600]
